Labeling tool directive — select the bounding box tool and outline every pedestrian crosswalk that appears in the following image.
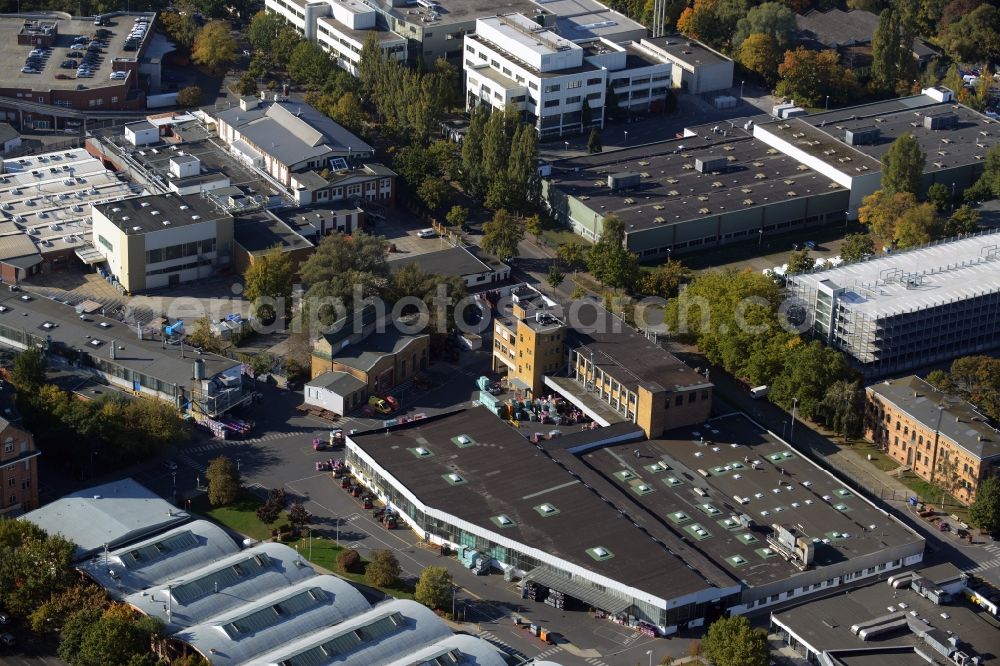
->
[965,544,1000,574]
[477,631,528,661]
[185,431,305,454]
[583,658,611,666]
[534,645,564,660]
[176,453,205,474]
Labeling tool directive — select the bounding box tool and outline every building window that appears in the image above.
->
[675,395,683,407]
[466,45,474,53]
[4,439,12,454]
[544,83,561,93]
[543,100,559,108]
[586,77,602,86]
[567,80,581,89]
[566,95,581,104]
[8,495,15,505]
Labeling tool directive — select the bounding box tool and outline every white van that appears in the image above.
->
[750,385,769,399]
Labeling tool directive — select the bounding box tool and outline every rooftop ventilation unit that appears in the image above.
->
[845,126,880,146]
[924,112,958,130]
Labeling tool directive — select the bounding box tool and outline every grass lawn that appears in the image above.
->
[897,471,970,522]
[846,440,901,473]
[536,227,590,250]
[191,491,416,600]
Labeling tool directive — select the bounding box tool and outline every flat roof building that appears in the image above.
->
[771,566,999,665]
[865,376,1000,505]
[91,192,235,293]
[0,289,245,416]
[346,407,924,632]
[388,245,510,288]
[464,14,673,138]
[787,230,1000,376]
[0,12,156,124]
[21,478,190,560]
[635,36,734,94]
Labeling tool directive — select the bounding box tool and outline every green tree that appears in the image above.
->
[776,48,858,107]
[944,204,981,236]
[840,233,875,263]
[967,145,1000,202]
[365,550,401,588]
[969,477,1000,536]
[881,132,925,196]
[461,106,488,200]
[299,232,388,285]
[417,177,453,211]
[581,97,593,127]
[287,503,311,534]
[415,566,453,611]
[235,72,258,96]
[76,614,162,666]
[159,12,199,49]
[30,583,109,634]
[940,4,1000,64]
[191,21,237,74]
[871,7,903,93]
[587,128,602,154]
[937,356,1000,421]
[639,259,690,298]
[770,340,858,419]
[926,182,952,211]
[288,40,332,87]
[481,209,525,259]
[324,91,366,135]
[0,519,76,618]
[176,85,203,107]
[586,214,640,290]
[737,33,781,85]
[557,242,588,270]
[859,189,919,248]
[205,455,240,507]
[186,317,223,353]
[445,205,469,228]
[893,202,939,248]
[58,609,102,665]
[702,615,769,666]
[11,348,46,390]
[786,249,815,275]
[547,265,565,290]
[733,1,795,50]
[818,380,864,437]
[247,10,285,53]
[244,246,295,323]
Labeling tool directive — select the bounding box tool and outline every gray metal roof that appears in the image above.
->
[332,331,426,374]
[21,478,190,560]
[215,102,372,168]
[388,246,493,279]
[244,599,461,666]
[381,634,506,666]
[0,122,18,144]
[175,576,371,666]
[307,371,367,396]
[126,120,157,132]
[0,234,40,262]
[125,543,317,632]
[78,519,239,598]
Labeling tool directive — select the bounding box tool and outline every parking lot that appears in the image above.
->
[371,212,456,259]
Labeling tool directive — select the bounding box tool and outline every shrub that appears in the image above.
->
[337,549,362,574]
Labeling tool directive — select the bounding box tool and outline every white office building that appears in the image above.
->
[266,0,406,75]
[464,13,672,138]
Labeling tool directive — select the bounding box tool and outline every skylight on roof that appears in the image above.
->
[442,473,466,485]
[586,546,614,561]
[534,502,560,517]
[491,514,516,528]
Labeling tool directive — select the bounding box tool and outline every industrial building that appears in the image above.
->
[388,245,510,288]
[91,193,234,294]
[214,98,374,188]
[0,147,139,282]
[635,35,734,95]
[865,376,1000,505]
[21,478,191,560]
[32,479,505,665]
[345,408,924,634]
[0,12,158,128]
[463,14,673,138]
[771,564,997,665]
[787,230,1000,376]
[0,290,246,416]
[266,0,646,66]
[544,88,997,259]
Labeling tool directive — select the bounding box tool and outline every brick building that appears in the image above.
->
[865,376,1000,505]
[0,381,40,516]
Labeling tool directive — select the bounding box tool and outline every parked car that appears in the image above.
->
[60,59,77,68]
[110,71,126,80]
[803,240,817,250]
[68,50,84,58]
[20,66,39,73]
[368,396,392,414]
[417,228,437,238]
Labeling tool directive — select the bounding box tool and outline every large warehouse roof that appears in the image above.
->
[349,407,731,604]
[78,520,240,598]
[245,599,505,666]
[175,576,372,666]
[788,230,1000,317]
[21,478,189,560]
[125,543,317,632]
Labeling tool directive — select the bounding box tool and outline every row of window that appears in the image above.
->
[146,239,216,265]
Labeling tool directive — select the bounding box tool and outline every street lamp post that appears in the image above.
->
[237,458,241,473]
[646,649,653,666]
[452,585,456,619]
[308,529,313,560]
[564,140,569,153]
[782,420,788,440]
[789,398,799,443]
[335,516,340,545]
[623,130,628,146]
[758,228,763,247]
[825,95,830,111]
[739,80,744,100]
[171,471,176,497]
